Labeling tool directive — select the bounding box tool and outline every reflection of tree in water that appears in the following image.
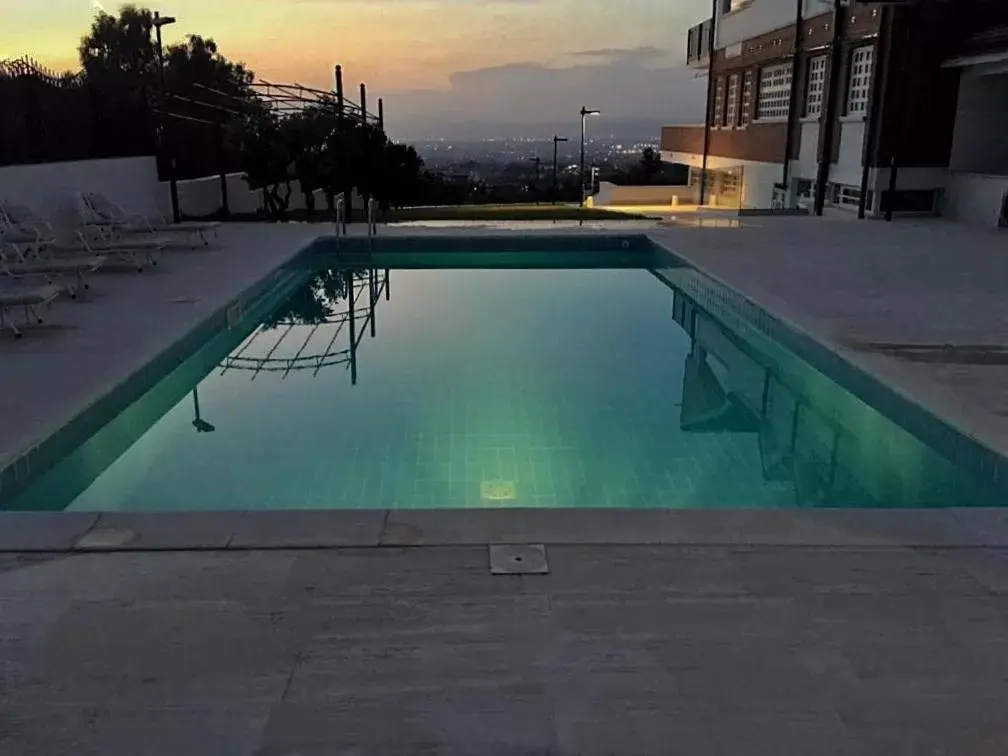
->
[263,268,367,327]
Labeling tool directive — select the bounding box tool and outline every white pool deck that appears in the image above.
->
[3,216,1008,755]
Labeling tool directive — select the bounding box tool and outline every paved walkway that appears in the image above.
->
[651,216,1008,459]
[0,223,321,469]
[2,528,1007,756]
[1,216,1008,753]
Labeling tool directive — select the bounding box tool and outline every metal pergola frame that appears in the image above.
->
[219,269,390,385]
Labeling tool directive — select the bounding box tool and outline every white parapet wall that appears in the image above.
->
[592,182,698,208]
[174,172,364,218]
[0,155,368,224]
[941,172,1008,228]
[0,156,166,219]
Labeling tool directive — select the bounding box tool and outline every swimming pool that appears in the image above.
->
[3,234,1006,510]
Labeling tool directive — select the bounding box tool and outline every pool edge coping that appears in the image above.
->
[1,228,1005,534]
[0,241,313,503]
[2,508,1008,552]
[645,234,1008,495]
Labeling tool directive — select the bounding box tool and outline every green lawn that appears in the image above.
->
[222,203,647,224]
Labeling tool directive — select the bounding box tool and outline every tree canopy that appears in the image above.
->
[72,4,428,217]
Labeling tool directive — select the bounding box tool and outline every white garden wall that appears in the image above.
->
[0,156,166,220]
[174,173,364,218]
[0,156,365,224]
[593,182,698,207]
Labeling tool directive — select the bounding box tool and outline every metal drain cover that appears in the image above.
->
[489,544,548,575]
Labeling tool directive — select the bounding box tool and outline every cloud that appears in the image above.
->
[382,54,707,139]
[570,45,670,64]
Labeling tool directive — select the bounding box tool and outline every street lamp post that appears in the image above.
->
[579,106,600,206]
[552,135,568,202]
[152,11,179,223]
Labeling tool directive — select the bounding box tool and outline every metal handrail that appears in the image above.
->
[334,194,346,237]
[366,196,377,236]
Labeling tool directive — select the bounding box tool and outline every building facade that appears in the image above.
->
[662,0,1008,226]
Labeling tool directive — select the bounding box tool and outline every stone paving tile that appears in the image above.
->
[0,703,274,756]
[283,546,525,600]
[79,511,236,550]
[952,509,1008,547]
[380,508,679,545]
[41,600,299,685]
[0,512,99,551]
[228,510,387,548]
[835,690,1008,756]
[2,544,1008,754]
[253,687,556,756]
[728,547,992,597]
[541,544,745,597]
[924,547,1008,594]
[9,550,298,604]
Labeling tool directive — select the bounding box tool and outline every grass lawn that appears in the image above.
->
[384,204,646,221]
[220,203,647,224]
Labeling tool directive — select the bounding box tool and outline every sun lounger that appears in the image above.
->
[0,279,62,337]
[1,201,163,272]
[78,192,221,247]
[0,243,106,299]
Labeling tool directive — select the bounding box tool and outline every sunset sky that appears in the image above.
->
[1,0,710,135]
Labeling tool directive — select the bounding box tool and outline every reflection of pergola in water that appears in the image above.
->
[219,269,390,385]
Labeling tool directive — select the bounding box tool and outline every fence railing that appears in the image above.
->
[0,57,155,167]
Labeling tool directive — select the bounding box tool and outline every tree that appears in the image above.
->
[285,103,340,216]
[638,147,663,181]
[231,109,295,219]
[373,142,424,212]
[263,269,352,327]
[79,6,256,181]
[79,5,156,85]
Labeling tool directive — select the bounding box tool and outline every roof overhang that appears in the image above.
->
[943,50,1008,77]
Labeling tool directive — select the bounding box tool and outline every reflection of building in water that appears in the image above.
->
[220,268,389,386]
[670,282,999,508]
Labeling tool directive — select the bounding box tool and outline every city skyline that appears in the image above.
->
[1,0,710,137]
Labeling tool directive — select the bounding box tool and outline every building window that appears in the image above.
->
[846,45,874,116]
[804,55,827,118]
[725,74,739,127]
[720,170,741,197]
[740,71,753,126]
[756,62,793,121]
[713,77,725,128]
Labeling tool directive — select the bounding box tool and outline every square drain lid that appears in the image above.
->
[489,544,548,575]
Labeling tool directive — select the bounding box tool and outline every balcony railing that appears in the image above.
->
[687,18,714,68]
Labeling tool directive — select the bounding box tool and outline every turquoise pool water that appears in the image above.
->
[4,247,1006,510]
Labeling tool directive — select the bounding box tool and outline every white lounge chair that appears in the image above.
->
[1,201,162,272]
[77,191,221,247]
[0,239,105,300]
[0,278,62,338]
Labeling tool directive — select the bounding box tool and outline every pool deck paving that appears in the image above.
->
[3,517,1008,755]
[3,216,1008,753]
[0,223,323,472]
[649,216,1008,463]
